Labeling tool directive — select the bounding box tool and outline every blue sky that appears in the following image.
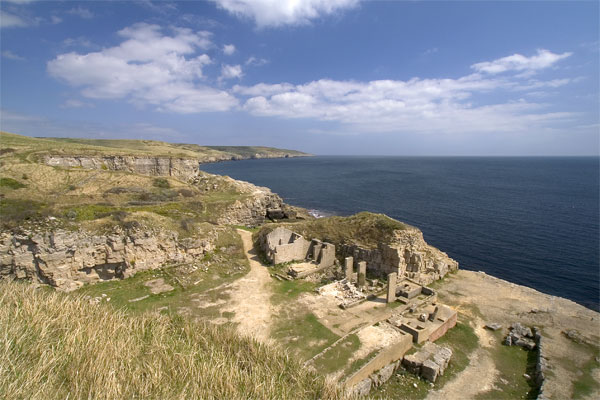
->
[1,0,598,155]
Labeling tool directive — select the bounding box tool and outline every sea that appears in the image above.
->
[201,156,600,311]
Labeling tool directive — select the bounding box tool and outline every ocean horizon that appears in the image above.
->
[201,155,600,311]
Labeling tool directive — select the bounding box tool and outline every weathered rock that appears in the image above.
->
[402,342,452,383]
[339,227,458,284]
[372,363,396,387]
[421,359,440,383]
[485,323,502,331]
[511,322,533,338]
[44,155,200,181]
[0,225,214,291]
[353,378,372,397]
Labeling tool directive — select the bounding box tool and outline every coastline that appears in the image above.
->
[200,156,599,313]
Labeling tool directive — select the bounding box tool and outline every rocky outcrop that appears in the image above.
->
[44,155,200,181]
[0,226,214,291]
[339,227,458,284]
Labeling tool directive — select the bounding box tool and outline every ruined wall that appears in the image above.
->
[261,227,310,264]
[44,155,201,181]
[0,226,214,291]
[339,227,458,284]
[344,331,413,388]
[428,308,458,342]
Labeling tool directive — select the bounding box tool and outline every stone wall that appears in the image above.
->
[0,226,214,291]
[345,331,413,389]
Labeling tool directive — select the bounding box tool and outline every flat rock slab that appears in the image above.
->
[144,278,174,294]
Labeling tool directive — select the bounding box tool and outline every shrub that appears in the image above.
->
[153,178,170,189]
[0,177,26,189]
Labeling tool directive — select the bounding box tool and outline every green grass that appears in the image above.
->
[0,177,26,189]
[0,280,344,400]
[0,131,310,160]
[271,279,318,305]
[0,198,49,228]
[570,341,600,399]
[256,211,412,249]
[313,334,361,375]
[272,312,340,361]
[475,333,538,399]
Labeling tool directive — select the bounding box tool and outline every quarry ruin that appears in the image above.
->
[260,227,459,395]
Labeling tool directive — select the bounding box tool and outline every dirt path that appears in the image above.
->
[426,318,499,400]
[222,229,274,343]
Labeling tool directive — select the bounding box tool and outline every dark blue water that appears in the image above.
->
[201,157,600,311]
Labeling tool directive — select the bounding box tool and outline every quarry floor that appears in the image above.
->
[224,232,599,399]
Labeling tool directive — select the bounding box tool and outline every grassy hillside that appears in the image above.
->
[256,211,412,249]
[0,281,344,400]
[0,131,311,161]
[0,131,289,232]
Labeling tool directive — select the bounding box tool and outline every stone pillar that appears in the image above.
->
[312,241,322,262]
[357,261,367,288]
[387,272,397,303]
[344,256,354,281]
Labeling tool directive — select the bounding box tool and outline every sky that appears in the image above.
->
[0,0,598,156]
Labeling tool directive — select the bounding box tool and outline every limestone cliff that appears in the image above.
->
[0,225,214,291]
[339,227,458,284]
[44,155,200,181]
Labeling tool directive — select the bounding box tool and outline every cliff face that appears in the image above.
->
[339,227,458,284]
[44,155,200,181]
[0,226,214,291]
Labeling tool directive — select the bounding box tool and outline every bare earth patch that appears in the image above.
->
[220,229,275,343]
[144,278,174,294]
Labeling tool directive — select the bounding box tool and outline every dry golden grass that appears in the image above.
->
[0,281,346,400]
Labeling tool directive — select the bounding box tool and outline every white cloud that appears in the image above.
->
[62,37,95,49]
[0,10,29,28]
[51,15,62,24]
[2,50,25,61]
[223,44,236,55]
[220,64,243,80]
[48,23,238,113]
[245,56,269,66]
[211,0,359,27]
[67,7,94,19]
[60,99,94,109]
[235,56,575,135]
[472,49,572,75]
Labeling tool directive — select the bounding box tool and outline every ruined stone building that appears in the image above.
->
[262,227,335,267]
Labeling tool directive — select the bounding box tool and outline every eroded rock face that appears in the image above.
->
[44,155,200,181]
[0,226,214,291]
[339,227,458,284]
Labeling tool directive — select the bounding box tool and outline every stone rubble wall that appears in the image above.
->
[534,327,548,400]
[0,226,214,291]
[339,228,458,284]
[345,331,413,392]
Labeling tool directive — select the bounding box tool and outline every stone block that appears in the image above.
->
[345,256,354,281]
[358,261,366,288]
[421,359,440,382]
[372,363,395,387]
[387,272,397,303]
[353,378,372,397]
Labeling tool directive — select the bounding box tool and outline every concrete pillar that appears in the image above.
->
[312,242,322,262]
[344,256,354,281]
[358,261,367,288]
[387,272,397,303]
